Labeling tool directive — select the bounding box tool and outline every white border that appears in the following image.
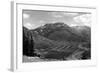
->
[11,1,97,72]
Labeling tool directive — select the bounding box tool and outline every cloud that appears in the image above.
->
[50,12,64,18]
[39,20,45,24]
[50,12,79,18]
[69,24,79,27]
[38,20,46,26]
[24,23,32,29]
[24,23,41,29]
[23,13,30,19]
[63,12,79,17]
[53,15,63,18]
[74,14,91,27]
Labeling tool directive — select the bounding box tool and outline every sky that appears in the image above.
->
[23,10,91,29]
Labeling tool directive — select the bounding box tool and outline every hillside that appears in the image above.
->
[23,22,91,61]
[32,22,90,42]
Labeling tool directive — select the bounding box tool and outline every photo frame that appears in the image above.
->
[11,1,97,71]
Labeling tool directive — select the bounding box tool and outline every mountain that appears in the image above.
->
[71,26,91,42]
[32,22,90,42]
[23,22,91,60]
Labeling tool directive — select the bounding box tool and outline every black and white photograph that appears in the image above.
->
[22,10,91,62]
